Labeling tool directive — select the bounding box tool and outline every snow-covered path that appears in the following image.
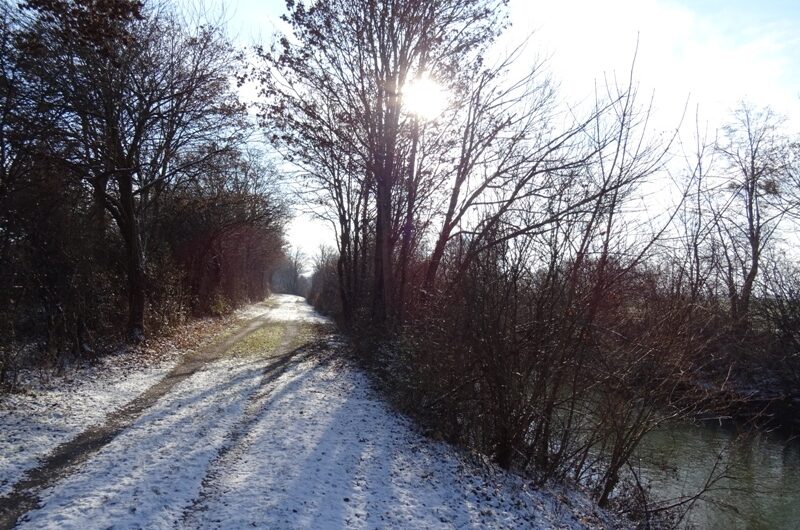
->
[2,295,612,529]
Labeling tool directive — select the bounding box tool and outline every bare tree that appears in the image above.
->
[259,0,506,328]
[19,1,248,341]
[711,103,793,328]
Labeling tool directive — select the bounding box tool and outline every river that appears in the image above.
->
[634,421,800,529]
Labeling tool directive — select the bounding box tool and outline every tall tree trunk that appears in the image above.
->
[118,172,146,343]
[92,175,108,241]
[424,228,449,296]
[397,119,419,324]
[373,176,392,326]
[337,228,353,325]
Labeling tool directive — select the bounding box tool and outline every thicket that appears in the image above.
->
[262,0,800,518]
[0,0,288,382]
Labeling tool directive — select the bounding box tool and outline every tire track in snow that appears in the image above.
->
[0,300,283,530]
[178,323,329,526]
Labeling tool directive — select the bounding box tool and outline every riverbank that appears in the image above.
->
[687,361,800,437]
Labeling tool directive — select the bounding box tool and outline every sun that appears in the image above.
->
[402,75,448,120]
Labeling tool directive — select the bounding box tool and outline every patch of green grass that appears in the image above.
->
[226,323,285,358]
[213,324,240,344]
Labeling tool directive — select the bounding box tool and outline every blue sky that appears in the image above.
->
[672,0,800,22]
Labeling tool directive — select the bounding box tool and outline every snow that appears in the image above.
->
[0,304,265,497]
[178,348,613,530]
[0,348,184,497]
[15,355,269,529]
[236,294,330,325]
[3,295,615,529]
[235,303,274,321]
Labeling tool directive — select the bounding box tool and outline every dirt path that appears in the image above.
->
[0,299,315,529]
[178,320,312,526]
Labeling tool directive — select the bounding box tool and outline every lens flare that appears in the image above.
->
[402,75,448,120]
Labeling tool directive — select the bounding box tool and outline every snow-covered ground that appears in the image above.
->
[0,347,184,497]
[3,295,616,529]
[179,347,614,530]
[0,302,272,497]
[235,294,329,324]
[15,353,274,529]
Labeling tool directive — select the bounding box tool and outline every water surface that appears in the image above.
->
[635,422,800,529]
